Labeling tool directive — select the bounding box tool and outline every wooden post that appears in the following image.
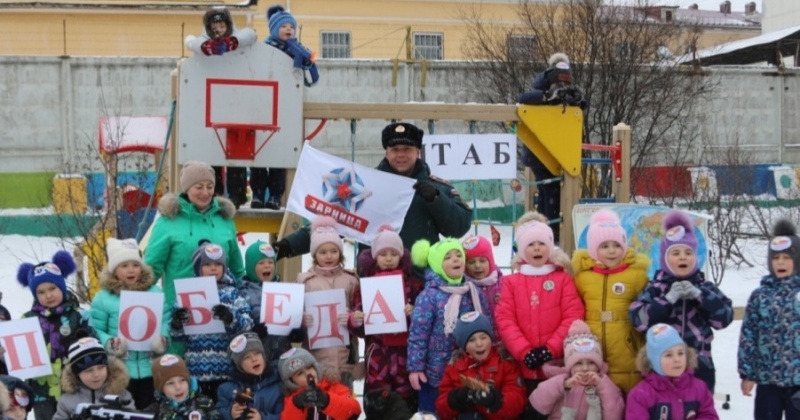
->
[560,170,579,256]
[277,168,303,283]
[614,123,632,203]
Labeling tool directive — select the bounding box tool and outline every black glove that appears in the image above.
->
[524,346,553,370]
[447,387,472,411]
[292,385,330,409]
[212,304,234,325]
[273,239,292,260]
[413,180,439,202]
[171,307,190,330]
[251,323,269,339]
[472,387,502,412]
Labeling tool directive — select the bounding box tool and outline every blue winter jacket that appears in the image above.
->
[216,368,283,420]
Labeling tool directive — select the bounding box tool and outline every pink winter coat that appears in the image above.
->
[625,371,718,420]
[530,361,624,420]
[495,265,585,380]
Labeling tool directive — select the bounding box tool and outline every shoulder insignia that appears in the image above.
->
[429,175,452,187]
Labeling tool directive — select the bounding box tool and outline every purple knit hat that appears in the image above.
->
[659,211,699,277]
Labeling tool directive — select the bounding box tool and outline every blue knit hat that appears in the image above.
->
[646,323,685,376]
[267,5,296,41]
[16,250,75,303]
[453,311,494,350]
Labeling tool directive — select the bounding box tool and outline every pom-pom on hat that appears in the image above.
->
[371,225,404,259]
[245,240,277,282]
[179,161,215,193]
[267,5,296,40]
[309,216,343,257]
[452,311,494,350]
[381,122,423,150]
[67,337,108,376]
[587,209,627,262]
[192,240,227,276]
[229,332,267,372]
[461,235,497,272]
[106,237,143,274]
[767,219,800,277]
[514,212,554,264]
[411,238,464,285]
[278,347,322,391]
[563,320,603,372]
[659,211,699,277]
[17,250,75,301]
[645,323,685,376]
[152,354,190,393]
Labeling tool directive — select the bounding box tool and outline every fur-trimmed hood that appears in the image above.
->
[448,343,513,364]
[157,193,236,220]
[511,246,572,274]
[61,356,130,395]
[0,381,8,412]
[571,247,650,275]
[99,263,157,294]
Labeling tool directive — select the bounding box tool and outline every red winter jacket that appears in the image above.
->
[280,379,362,420]
[495,265,585,380]
[436,346,526,420]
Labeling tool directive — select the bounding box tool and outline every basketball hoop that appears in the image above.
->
[210,122,280,160]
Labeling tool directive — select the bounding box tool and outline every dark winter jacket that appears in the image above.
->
[266,36,319,87]
[215,368,283,420]
[54,357,134,420]
[149,377,220,420]
[237,276,294,366]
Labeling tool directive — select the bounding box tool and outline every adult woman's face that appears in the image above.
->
[186,181,215,211]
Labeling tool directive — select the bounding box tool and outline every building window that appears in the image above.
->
[507,34,538,61]
[413,32,443,60]
[615,42,635,59]
[320,31,351,59]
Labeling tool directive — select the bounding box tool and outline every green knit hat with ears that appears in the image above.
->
[245,240,277,282]
[411,238,464,284]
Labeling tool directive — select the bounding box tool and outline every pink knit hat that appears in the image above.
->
[309,216,343,256]
[461,235,497,272]
[515,219,554,263]
[371,225,404,259]
[563,320,603,372]
[587,209,627,261]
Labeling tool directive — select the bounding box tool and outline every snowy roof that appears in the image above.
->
[675,24,800,65]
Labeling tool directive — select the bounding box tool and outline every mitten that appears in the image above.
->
[221,36,239,52]
[273,239,292,260]
[151,336,167,355]
[200,39,216,56]
[523,346,553,370]
[309,387,330,408]
[212,304,234,325]
[413,180,438,202]
[105,337,128,357]
[472,387,502,412]
[171,307,190,330]
[664,282,685,304]
[252,323,269,339]
[447,388,472,411]
[681,280,702,300]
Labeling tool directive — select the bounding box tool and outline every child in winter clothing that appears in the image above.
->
[216,332,283,420]
[462,234,504,320]
[436,311,525,420]
[0,375,34,420]
[277,347,362,420]
[738,219,800,419]
[572,209,649,392]
[90,237,170,409]
[16,250,95,420]
[495,211,584,413]
[407,238,488,412]
[626,324,718,419]
[170,240,254,401]
[530,320,625,419]
[356,225,423,412]
[150,354,220,419]
[297,216,362,389]
[265,5,319,87]
[184,7,257,57]
[54,337,135,419]
[629,210,733,393]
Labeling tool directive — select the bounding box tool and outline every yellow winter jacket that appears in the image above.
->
[572,248,650,393]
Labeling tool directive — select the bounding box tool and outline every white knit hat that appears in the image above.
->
[106,238,143,273]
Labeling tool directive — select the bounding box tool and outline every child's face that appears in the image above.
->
[376,249,401,271]
[596,240,624,268]
[570,359,599,376]
[278,22,295,41]
[466,256,491,280]
[36,283,63,308]
[772,253,795,278]
[291,366,318,388]
[240,351,266,375]
[201,262,225,281]
[524,241,551,267]
[78,364,108,390]
[114,261,143,286]
[665,246,696,278]
[210,21,228,39]
[314,243,341,268]
[660,344,687,377]
[465,332,492,361]
[255,259,276,282]
[162,376,190,402]
[442,249,465,279]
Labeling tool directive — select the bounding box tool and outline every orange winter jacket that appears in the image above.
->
[280,379,362,420]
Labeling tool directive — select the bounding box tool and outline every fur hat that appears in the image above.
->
[309,216,343,257]
[768,219,800,277]
[587,209,627,262]
[16,250,75,303]
[659,211,699,277]
[411,238,464,284]
[278,347,322,391]
[461,235,497,272]
[106,238,143,274]
[203,7,233,39]
[192,240,227,276]
[645,323,685,376]
[267,5,296,41]
[152,354,190,393]
[371,225,404,259]
[452,311,494,350]
[67,337,108,376]
[563,320,603,373]
[229,332,267,372]
[245,240,277,282]
[381,122,423,150]
[515,212,555,264]
[179,161,215,193]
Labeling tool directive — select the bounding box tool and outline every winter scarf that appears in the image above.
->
[469,270,499,287]
[440,281,483,335]
[30,296,79,362]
